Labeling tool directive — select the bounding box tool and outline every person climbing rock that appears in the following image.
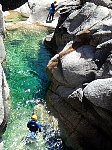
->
[27,114,41,139]
[46,1,57,22]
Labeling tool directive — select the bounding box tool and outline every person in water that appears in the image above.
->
[27,114,41,138]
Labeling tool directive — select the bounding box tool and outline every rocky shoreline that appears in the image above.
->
[1,0,112,149]
[0,5,10,150]
[45,0,112,149]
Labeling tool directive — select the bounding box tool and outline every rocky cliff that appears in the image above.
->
[0,0,28,11]
[0,4,10,150]
[45,0,112,149]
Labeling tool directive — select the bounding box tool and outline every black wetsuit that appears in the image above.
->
[27,120,41,132]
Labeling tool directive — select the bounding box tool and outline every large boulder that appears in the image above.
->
[27,0,66,23]
[0,65,9,134]
[48,43,97,87]
[45,2,112,54]
[80,0,112,8]
[47,82,112,150]
[0,6,5,63]
[86,0,112,8]
[16,2,30,18]
[0,36,6,63]
[0,5,5,36]
[0,5,10,148]
[46,1,112,149]
[83,78,112,111]
[0,139,3,150]
[0,0,28,11]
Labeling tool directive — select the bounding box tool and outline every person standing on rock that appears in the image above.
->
[51,1,57,20]
[46,1,57,22]
[47,5,54,21]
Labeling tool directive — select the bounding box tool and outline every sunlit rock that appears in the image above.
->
[0,5,5,36]
[0,65,4,127]
[0,36,5,63]
[0,0,28,11]
[86,0,112,8]
[0,5,10,150]
[48,44,97,87]
[16,2,30,18]
[83,78,112,111]
[0,139,3,150]
[46,1,112,149]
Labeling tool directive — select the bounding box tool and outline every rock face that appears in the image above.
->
[0,0,28,11]
[46,0,112,149]
[27,0,66,23]
[84,78,112,111]
[0,5,10,150]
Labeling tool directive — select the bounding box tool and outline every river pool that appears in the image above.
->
[3,28,63,150]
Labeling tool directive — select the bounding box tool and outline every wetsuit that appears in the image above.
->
[51,3,57,20]
[27,120,41,133]
[47,2,57,21]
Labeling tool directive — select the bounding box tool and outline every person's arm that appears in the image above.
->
[54,4,58,8]
[27,121,30,128]
[54,4,58,13]
[37,122,41,132]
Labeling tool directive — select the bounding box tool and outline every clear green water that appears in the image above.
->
[3,28,57,150]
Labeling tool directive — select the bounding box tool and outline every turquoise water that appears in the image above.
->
[4,29,50,107]
[3,28,61,149]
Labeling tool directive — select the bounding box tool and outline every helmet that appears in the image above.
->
[31,114,37,120]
